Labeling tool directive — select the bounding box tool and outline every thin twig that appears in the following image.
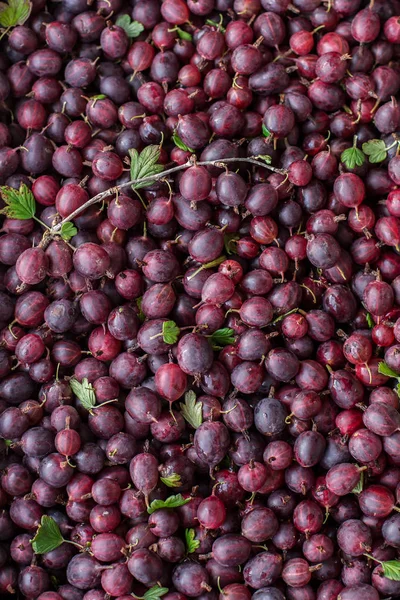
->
[51,157,286,232]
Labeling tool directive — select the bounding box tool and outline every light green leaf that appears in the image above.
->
[142,586,170,600]
[262,124,272,138]
[115,14,144,38]
[175,27,192,41]
[0,183,36,220]
[377,362,400,379]
[341,146,365,170]
[129,145,165,190]
[31,516,64,554]
[185,528,200,554]
[172,133,194,153]
[0,0,31,28]
[362,139,387,163]
[70,377,97,412]
[256,154,272,164]
[160,473,182,488]
[147,494,191,515]
[60,222,78,241]
[91,94,106,101]
[382,560,400,581]
[209,328,235,350]
[365,312,374,328]
[179,390,202,430]
[351,467,364,495]
[162,320,180,345]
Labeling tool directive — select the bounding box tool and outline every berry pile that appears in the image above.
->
[2,0,400,599]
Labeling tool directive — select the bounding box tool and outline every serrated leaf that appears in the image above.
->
[209,328,235,350]
[70,377,97,412]
[136,296,145,322]
[31,516,64,554]
[0,0,31,28]
[362,139,387,163]
[224,233,239,256]
[351,466,364,495]
[142,586,170,600]
[147,494,191,515]
[382,560,400,581]
[162,320,180,344]
[377,362,400,379]
[130,145,165,190]
[179,390,202,429]
[115,14,144,38]
[160,473,182,488]
[60,221,77,241]
[0,183,35,220]
[185,528,200,554]
[341,146,365,170]
[262,124,272,138]
[172,133,194,153]
[366,313,374,328]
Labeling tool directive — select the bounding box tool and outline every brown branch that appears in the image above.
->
[51,157,286,232]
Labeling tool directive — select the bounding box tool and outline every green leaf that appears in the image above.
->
[0,183,36,220]
[175,27,192,41]
[377,362,400,379]
[60,222,78,241]
[160,473,182,488]
[31,516,64,554]
[0,0,31,28]
[147,494,191,515]
[70,377,97,412]
[262,124,272,138]
[362,139,387,163]
[340,146,365,170]
[351,467,364,495]
[130,145,165,191]
[209,328,235,350]
[224,233,239,255]
[115,14,144,38]
[396,381,400,399]
[91,94,106,101]
[382,560,400,581]
[172,133,194,153]
[256,154,272,164]
[185,528,200,554]
[136,296,145,322]
[179,390,202,429]
[366,312,374,328]
[142,586,170,600]
[162,320,180,344]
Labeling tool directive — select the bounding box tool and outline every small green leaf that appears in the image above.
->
[0,0,31,28]
[142,586,170,600]
[366,312,374,328]
[377,362,400,379]
[115,14,144,38]
[91,94,106,101]
[0,183,36,220]
[256,154,272,164]
[340,146,365,170]
[209,328,235,350]
[70,377,97,412]
[175,27,192,41]
[130,145,165,191]
[185,528,200,554]
[224,233,239,255]
[351,467,364,495]
[136,296,145,322]
[60,221,78,241]
[362,139,387,163]
[147,494,191,515]
[262,124,272,138]
[396,381,400,399]
[172,133,194,153]
[179,390,202,430]
[162,320,180,344]
[160,473,182,488]
[31,516,64,554]
[382,560,400,581]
